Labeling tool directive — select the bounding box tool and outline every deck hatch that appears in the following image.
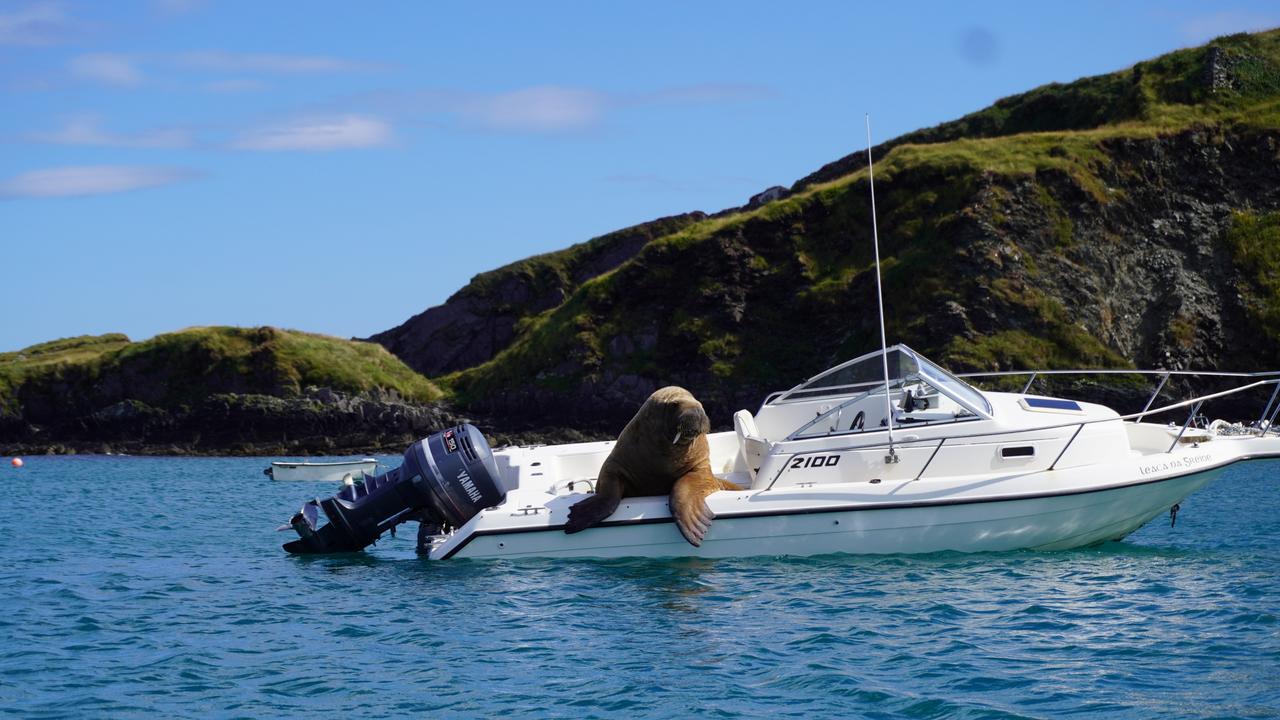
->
[1020,397,1084,413]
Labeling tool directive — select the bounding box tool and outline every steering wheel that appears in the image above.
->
[850,410,865,431]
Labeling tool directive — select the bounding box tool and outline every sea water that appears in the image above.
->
[1,455,1277,719]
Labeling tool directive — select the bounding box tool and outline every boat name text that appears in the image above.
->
[1138,453,1213,477]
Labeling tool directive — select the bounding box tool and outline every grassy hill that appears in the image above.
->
[1,326,441,424]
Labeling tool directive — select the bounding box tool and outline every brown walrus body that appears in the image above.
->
[563,386,740,546]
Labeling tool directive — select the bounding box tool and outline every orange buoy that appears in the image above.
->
[10,457,22,468]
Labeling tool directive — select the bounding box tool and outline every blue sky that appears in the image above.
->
[2,1,1277,353]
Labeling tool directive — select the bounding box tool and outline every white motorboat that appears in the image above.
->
[279,345,1280,559]
[265,458,378,482]
[279,129,1278,559]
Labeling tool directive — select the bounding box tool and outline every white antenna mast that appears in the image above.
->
[865,114,898,463]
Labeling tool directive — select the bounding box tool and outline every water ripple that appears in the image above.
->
[1,457,1278,717]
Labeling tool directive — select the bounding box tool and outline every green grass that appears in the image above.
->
[461,213,703,304]
[267,328,442,401]
[0,334,134,415]
[1224,211,1280,337]
[0,333,132,367]
[0,327,441,418]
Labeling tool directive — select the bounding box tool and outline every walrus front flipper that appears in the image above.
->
[564,487,622,534]
[670,473,740,547]
[672,496,715,547]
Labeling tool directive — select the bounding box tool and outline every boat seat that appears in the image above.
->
[733,409,770,480]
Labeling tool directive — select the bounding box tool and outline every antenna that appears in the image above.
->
[865,115,898,463]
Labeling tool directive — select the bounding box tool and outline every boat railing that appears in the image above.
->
[956,368,1280,423]
[765,377,1280,490]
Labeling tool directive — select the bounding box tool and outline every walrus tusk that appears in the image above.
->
[672,431,682,445]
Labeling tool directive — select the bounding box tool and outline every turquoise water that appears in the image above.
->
[2,456,1278,719]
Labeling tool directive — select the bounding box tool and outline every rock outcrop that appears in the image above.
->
[1,387,461,456]
[367,212,706,377]
[0,327,457,455]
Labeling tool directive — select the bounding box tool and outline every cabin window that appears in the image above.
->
[787,375,982,440]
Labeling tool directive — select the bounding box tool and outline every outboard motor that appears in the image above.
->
[280,424,505,554]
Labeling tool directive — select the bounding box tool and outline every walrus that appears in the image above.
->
[564,386,741,546]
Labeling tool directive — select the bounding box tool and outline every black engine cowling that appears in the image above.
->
[281,424,505,554]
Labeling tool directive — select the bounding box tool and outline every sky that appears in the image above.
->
[2,1,1278,353]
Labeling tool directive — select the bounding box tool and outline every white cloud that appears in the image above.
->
[178,51,375,74]
[1181,11,1279,42]
[0,165,197,198]
[0,1,72,46]
[60,49,372,91]
[367,82,769,135]
[460,86,605,133]
[69,53,142,86]
[231,114,392,151]
[29,115,191,148]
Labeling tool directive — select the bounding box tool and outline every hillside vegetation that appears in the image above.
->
[1,326,441,423]
[368,212,708,377]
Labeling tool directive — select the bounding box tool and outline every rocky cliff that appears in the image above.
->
[367,212,707,377]
[0,328,459,455]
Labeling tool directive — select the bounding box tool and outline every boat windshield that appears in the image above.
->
[780,345,993,440]
[913,352,992,417]
[776,347,918,402]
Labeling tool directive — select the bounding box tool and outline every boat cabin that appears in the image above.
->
[722,344,1127,490]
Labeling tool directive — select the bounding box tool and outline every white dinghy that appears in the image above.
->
[266,458,379,482]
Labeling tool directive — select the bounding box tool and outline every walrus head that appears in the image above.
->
[671,403,710,446]
[648,386,710,447]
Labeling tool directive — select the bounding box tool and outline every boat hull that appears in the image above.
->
[269,459,378,482]
[440,465,1228,560]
